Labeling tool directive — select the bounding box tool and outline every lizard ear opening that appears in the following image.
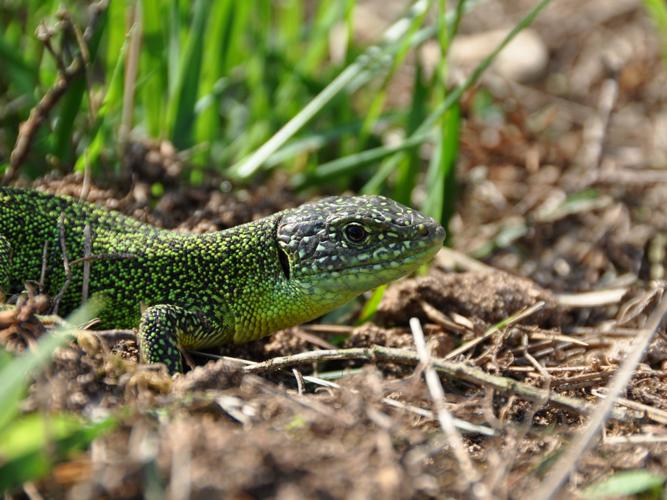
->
[277,244,291,280]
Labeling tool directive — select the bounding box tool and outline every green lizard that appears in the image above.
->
[0,187,445,373]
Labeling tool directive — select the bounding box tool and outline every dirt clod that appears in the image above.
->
[376,271,560,328]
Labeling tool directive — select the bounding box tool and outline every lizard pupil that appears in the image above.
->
[344,223,367,243]
[277,244,291,280]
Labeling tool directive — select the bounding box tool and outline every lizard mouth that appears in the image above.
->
[345,243,441,273]
[298,241,442,279]
[293,244,441,298]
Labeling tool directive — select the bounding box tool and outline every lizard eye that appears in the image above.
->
[343,223,368,244]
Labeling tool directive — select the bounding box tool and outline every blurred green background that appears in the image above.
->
[0,0,550,233]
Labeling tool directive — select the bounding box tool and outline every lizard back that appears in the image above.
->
[0,187,281,333]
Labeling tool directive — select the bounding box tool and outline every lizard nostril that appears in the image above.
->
[417,224,428,237]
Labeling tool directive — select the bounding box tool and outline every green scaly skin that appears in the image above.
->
[0,187,445,373]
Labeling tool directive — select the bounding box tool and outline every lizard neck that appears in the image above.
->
[208,215,356,343]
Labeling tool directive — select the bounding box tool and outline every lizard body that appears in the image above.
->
[0,187,445,372]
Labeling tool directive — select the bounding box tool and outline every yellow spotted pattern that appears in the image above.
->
[0,188,444,373]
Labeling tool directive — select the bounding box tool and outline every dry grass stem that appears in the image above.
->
[444,301,546,360]
[81,223,92,303]
[409,317,489,498]
[532,290,667,500]
[241,346,632,420]
[556,288,628,308]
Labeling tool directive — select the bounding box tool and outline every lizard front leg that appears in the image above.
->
[138,304,218,374]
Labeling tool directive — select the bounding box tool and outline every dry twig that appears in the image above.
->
[292,368,305,395]
[241,345,631,421]
[556,288,628,308]
[592,388,667,425]
[444,301,546,360]
[300,369,496,436]
[3,1,108,183]
[52,213,71,315]
[532,290,667,500]
[435,247,496,273]
[583,77,618,178]
[38,241,49,293]
[81,223,92,303]
[409,318,489,499]
[120,4,141,164]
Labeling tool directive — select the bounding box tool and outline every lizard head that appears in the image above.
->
[275,195,445,300]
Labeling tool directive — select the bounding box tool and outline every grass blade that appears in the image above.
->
[423,103,460,230]
[53,6,109,166]
[300,0,346,73]
[297,0,551,189]
[168,0,210,149]
[393,60,429,205]
[105,0,126,80]
[414,0,551,137]
[582,470,665,499]
[74,35,129,174]
[292,131,434,188]
[231,0,434,180]
[357,285,387,324]
[0,33,38,96]
[358,0,432,149]
[167,0,181,96]
[193,0,236,154]
[140,0,169,137]
[0,301,100,431]
[643,0,667,64]
[0,413,115,494]
[53,77,87,166]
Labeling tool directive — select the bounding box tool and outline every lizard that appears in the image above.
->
[0,187,445,373]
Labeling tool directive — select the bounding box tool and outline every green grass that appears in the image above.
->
[582,470,666,499]
[0,0,551,231]
[644,0,667,66]
[0,301,116,495]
